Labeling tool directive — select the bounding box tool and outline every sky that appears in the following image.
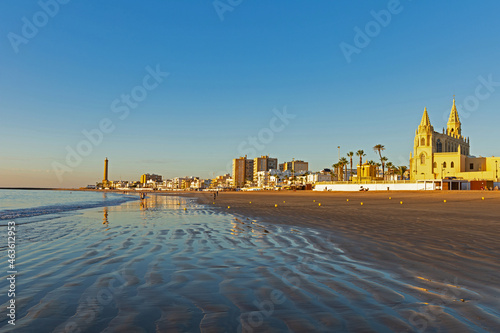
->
[1,1,500,188]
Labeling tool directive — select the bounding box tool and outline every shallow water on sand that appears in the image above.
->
[0,194,497,332]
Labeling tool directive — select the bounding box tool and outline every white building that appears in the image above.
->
[190,178,211,190]
[306,173,332,183]
[256,169,294,188]
[256,171,270,188]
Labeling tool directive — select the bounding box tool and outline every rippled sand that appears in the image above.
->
[1,194,499,332]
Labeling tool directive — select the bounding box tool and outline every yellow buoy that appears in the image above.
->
[444,200,447,203]
[183,207,187,211]
[275,204,278,207]
[360,202,363,206]
[283,201,286,203]
[318,203,321,206]
[313,200,315,202]
[482,197,485,200]
[400,201,403,205]
[389,197,392,200]
[346,199,349,202]
[227,206,230,209]
[249,201,252,204]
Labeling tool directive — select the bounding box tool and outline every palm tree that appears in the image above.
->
[356,150,366,168]
[386,162,394,173]
[385,161,394,179]
[367,160,376,165]
[330,165,336,181]
[373,144,385,160]
[373,144,386,172]
[339,157,348,181]
[332,162,339,181]
[380,156,388,178]
[347,152,354,181]
[398,165,408,180]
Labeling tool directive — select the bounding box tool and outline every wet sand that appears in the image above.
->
[180,190,500,331]
[3,191,499,332]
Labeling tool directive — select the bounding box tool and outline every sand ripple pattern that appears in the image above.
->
[0,196,498,332]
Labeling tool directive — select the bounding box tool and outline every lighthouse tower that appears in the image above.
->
[103,158,109,185]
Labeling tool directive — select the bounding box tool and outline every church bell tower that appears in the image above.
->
[410,107,434,180]
[446,98,461,137]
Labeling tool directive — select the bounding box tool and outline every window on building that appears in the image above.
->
[451,162,454,168]
[436,139,442,152]
[443,162,447,168]
[420,154,425,165]
[470,163,474,170]
[421,138,426,146]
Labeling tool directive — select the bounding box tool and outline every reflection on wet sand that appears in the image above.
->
[2,195,498,332]
[102,206,109,229]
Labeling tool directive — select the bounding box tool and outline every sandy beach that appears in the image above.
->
[177,190,500,331]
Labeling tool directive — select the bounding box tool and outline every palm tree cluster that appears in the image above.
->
[332,145,409,181]
[332,157,348,181]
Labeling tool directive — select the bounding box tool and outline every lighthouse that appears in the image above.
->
[103,158,109,185]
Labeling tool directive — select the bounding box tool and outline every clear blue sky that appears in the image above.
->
[1,1,500,187]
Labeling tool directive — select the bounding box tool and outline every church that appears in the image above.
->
[410,99,499,181]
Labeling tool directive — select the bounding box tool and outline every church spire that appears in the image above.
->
[447,97,461,136]
[420,107,431,126]
[417,107,433,133]
[448,97,460,123]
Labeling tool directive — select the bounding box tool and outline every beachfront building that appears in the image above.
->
[255,169,292,188]
[253,155,278,182]
[306,173,332,183]
[245,159,254,182]
[256,171,270,188]
[212,174,232,189]
[280,159,309,174]
[157,180,172,190]
[351,163,379,182]
[232,157,246,188]
[190,178,211,190]
[167,177,187,189]
[410,99,500,181]
[141,173,163,185]
[113,180,130,189]
[232,156,254,188]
